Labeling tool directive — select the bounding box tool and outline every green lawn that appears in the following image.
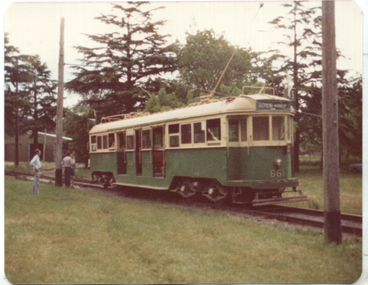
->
[4,176,362,284]
[5,161,362,215]
[292,167,362,215]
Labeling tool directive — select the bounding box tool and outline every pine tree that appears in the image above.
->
[268,1,323,171]
[66,2,177,118]
[23,55,57,148]
[4,34,34,165]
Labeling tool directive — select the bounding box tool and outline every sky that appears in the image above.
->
[2,0,365,108]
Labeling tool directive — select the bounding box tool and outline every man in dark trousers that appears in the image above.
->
[62,151,76,187]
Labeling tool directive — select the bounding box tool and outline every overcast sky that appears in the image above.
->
[2,0,366,107]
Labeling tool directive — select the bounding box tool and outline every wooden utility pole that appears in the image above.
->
[322,0,342,244]
[15,58,19,167]
[55,17,65,187]
[43,128,47,162]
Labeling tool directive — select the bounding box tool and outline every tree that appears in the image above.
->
[64,105,94,168]
[337,76,362,159]
[267,1,324,171]
[143,87,186,113]
[176,29,262,99]
[4,34,34,165]
[23,55,57,147]
[66,2,177,118]
[299,76,362,165]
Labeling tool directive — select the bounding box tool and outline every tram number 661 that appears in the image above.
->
[270,169,285,178]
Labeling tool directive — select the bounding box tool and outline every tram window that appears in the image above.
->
[169,124,179,134]
[119,132,126,149]
[103,135,108,149]
[181,124,192,144]
[228,119,239,142]
[207,118,221,141]
[142,130,151,149]
[97,136,102,149]
[170,136,179,147]
[127,136,134,150]
[153,127,163,148]
[253,117,269,141]
[240,118,247,141]
[272,116,285,140]
[108,133,115,148]
[91,136,97,144]
[194,122,205,143]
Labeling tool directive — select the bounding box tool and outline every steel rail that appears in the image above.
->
[243,206,362,237]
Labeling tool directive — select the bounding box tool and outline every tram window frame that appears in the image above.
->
[108,133,115,149]
[194,122,205,143]
[287,116,292,141]
[97,136,102,150]
[240,118,248,142]
[253,116,270,141]
[170,136,180,147]
[118,132,126,149]
[272,116,285,141]
[91,136,97,152]
[142,129,152,149]
[126,135,135,150]
[153,127,164,148]
[228,119,239,142]
[206,118,221,141]
[169,124,179,134]
[168,123,180,147]
[103,135,109,149]
[181,124,192,144]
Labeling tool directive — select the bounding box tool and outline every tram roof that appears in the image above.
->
[89,94,292,135]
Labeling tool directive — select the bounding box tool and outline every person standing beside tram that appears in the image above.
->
[30,149,42,194]
[62,151,76,187]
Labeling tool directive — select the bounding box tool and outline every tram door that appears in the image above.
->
[152,126,165,177]
[135,129,142,176]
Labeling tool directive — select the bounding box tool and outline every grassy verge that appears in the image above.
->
[294,168,362,215]
[5,161,362,215]
[5,176,362,284]
[5,161,91,179]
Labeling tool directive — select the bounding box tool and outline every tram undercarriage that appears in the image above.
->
[174,178,307,206]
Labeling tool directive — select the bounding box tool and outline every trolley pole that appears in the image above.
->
[55,17,65,187]
[322,1,342,244]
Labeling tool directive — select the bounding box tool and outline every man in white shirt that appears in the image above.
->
[30,149,42,194]
[62,151,76,187]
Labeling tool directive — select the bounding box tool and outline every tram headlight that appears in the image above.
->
[274,158,282,169]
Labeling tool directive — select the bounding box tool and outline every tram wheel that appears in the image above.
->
[177,179,197,199]
[202,181,229,202]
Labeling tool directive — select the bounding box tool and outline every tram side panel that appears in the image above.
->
[165,148,227,184]
[226,146,294,185]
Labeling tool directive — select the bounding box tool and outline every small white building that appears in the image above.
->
[5,131,72,162]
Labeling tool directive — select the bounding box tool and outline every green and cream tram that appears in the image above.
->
[88,87,306,206]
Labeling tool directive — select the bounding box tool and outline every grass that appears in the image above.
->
[5,160,362,215]
[294,168,362,215]
[290,156,362,215]
[5,161,91,179]
[4,176,362,284]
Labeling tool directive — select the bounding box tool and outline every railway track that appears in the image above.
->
[5,171,362,238]
[240,205,362,238]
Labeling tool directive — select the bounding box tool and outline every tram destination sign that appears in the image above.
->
[257,101,290,111]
